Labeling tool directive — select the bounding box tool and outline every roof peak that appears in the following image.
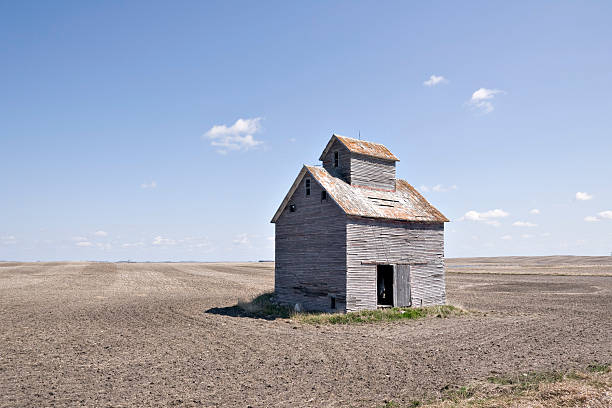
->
[319,133,399,162]
[332,133,357,140]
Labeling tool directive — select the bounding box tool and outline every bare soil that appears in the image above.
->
[1,258,610,407]
[447,255,612,276]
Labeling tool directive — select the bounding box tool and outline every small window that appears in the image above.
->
[333,151,339,167]
[330,296,336,309]
[305,178,311,196]
[289,204,296,212]
[321,190,327,201]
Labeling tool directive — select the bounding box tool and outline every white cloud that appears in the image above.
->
[121,236,212,251]
[141,181,157,189]
[233,233,250,245]
[423,75,448,87]
[541,232,551,237]
[598,210,612,219]
[469,88,505,113]
[421,184,458,193]
[289,138,296,143]
[462,209,509,226]
[76,241,92,247]
[513,221,538,227]
[521,234,534,239]
[94,230,108,237]
[122,241,145,248]
[576,192,593,201]
[72,236,88,242]
[152,236,176,246]
[204,117,263,154]
[96,243,112,250]
[500,235,512,240]
[530,209,540,215]
[180,237,212,250]
[432,184,458,192]
[1,235,17,245]
[584,216,599,222]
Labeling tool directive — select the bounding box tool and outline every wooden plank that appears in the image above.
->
[361,260,427,265]
[350,154,396,190]
[394,264,411,307]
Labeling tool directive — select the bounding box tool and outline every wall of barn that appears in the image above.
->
[321,139,352,184]
[349,154,396,191]
[274,173,347,312]
[345,217,445,312]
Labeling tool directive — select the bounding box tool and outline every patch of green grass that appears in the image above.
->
[587,363,610,373]
[518,371,565,390]
[237,292,467,324]
[295,305,465,325]
[486,371,566,392]
[486,376,514,385]
[237,293,292,318]
[424,367,612,407]
[443,385,476,401]
[566,371,587,380]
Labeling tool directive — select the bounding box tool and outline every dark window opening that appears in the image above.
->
[333,151,339,167]
[305,178,311,196]
[289,204,296,212]
[377,265,394,306]
[330,296,336,309]
[321,190,327,201]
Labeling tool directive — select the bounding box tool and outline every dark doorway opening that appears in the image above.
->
[377,265,394,306]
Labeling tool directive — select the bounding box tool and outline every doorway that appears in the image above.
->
[377,265,394,306]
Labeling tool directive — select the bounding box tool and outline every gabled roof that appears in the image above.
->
[318,134,400,162]
[271,166,448,223]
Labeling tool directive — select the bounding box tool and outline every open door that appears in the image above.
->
[377,265,394,306]
[393,264,411,307]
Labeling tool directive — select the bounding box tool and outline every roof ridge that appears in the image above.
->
[319,134,399,162]
[334,133,382,144]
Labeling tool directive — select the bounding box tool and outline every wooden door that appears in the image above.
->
[393,264,411,307]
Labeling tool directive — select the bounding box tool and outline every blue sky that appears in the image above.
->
[1,1,611,261]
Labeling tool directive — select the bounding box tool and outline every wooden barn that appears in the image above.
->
[271,134,449,313]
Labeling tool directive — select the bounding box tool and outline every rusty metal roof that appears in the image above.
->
[319,134,400,162]
[271,166,448,223]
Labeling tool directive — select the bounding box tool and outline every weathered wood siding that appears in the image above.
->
[394,264,411,307]
[321,139,351,183]
[345,217,445,312]
[350,154,396,190]
[274,173,347,312]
